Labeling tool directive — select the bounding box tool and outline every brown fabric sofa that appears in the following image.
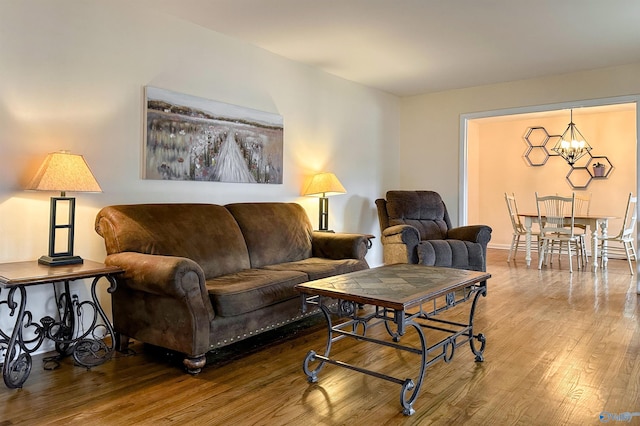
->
[95,202,370,373]
[376,190,492,271]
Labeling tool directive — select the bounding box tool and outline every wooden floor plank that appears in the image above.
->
[1,249,638,425]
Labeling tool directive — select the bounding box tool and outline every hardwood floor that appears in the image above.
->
[1,249,638,425]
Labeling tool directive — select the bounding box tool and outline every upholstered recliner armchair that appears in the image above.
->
[375,190,492,271]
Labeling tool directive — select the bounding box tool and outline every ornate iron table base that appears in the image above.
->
[297,265,489,416]
[0,261,121,389]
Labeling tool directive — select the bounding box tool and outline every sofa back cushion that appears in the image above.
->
[226,202,313,268]
[95,204,250,278]
[385,190,452,240]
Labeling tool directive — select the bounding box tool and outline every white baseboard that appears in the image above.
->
[487,243,629,260]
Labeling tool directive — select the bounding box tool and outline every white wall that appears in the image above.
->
[0,0,400,350]
[401,63,640,225]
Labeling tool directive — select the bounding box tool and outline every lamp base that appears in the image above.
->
[38,255,84,267]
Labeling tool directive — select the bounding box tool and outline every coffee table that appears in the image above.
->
[295,263,490,416]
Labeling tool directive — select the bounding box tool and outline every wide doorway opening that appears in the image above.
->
[461,97,638,253]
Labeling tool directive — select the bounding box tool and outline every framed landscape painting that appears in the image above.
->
[144,86,284,184]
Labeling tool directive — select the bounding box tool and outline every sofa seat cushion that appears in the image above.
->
[206,269,308,317]
[417,240,485,271]
[263,257,368,280]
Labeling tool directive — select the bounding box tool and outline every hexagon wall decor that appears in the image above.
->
[523,126,614,189]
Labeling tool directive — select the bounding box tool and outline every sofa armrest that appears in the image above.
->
[447,225,492,246]
[311,232,370,260]
[104,252,215,321]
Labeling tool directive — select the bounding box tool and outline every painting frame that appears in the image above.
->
[143,86,284,184]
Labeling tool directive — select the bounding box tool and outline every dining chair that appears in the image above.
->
[574,193,591,217]
[505,192,540,262]
[598,192,637,274]
[536,192,585,273]
[549,192,589,267]
[574,193,590,258]
[567,192,590,265]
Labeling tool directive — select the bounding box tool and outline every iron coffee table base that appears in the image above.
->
[298,265,488,416]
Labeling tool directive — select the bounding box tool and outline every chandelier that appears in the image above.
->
[552,109,592,165]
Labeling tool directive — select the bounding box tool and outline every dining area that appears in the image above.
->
[464,102,640,304]
[504,191,637,276]
[465,101,638,299]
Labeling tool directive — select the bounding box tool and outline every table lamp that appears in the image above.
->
[26,150,102,266]
[302,172,346,231]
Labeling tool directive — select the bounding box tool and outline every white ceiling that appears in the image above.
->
[138,0,640,97]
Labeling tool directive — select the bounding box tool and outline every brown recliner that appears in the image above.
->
[375,190,492,271]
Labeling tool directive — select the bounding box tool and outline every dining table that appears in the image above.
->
[518,213,617,271]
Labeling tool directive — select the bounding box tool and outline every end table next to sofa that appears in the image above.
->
[0,260,123,388]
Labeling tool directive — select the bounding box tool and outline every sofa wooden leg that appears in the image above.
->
[183,354,206,374]
[115,333,130,352]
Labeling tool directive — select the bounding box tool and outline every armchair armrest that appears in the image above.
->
[380,224,421,264]
[311,232,371,260]
[381,224,420,246]
[447,225,492,246]
[105,251,215,324]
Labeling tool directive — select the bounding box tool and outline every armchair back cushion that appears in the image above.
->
[95,204,251,279]
[386,190,452,240]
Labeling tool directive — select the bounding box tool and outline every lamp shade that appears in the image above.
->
[26,151,102,194]
[302,172,346,196]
